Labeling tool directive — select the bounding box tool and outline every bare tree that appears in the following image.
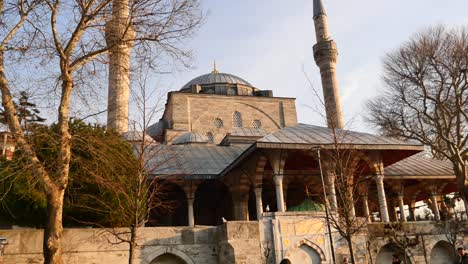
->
[316,135,371,264]
[380,222,418,264]
[436,195,467,259]
[305,71,370,264]
[78,64,180,264]
[367,25,468,215]
[0,0,202,263]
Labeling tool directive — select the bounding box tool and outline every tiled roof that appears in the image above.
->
[384,155,455,178]
[256,124,423,150]
[229,127,270,137]
[147,144,250,179]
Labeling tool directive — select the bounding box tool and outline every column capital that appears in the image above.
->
[254,187,262,197]
[374,173,384,182]
[273,175,284,185]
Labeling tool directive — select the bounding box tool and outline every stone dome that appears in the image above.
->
[178,65,273,97]
[172,132,209,145]
[181,72,253,91]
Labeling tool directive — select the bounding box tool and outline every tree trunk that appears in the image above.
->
[347,237,356,264]
[128,225,136,264]
[43,186,65,264]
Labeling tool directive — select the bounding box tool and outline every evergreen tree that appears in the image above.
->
[0,120,138,227]
[0,91,46,129]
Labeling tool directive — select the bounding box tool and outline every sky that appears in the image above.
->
[154,0,468,133]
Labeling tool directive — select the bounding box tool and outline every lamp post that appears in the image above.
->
[314,147,336,264]
[0,237,8,264]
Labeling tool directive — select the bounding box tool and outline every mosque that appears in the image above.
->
[113,0,464,263]
[2,0,465,264]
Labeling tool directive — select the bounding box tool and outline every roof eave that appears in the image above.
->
[256,142,425,151]
[384,175,455,180]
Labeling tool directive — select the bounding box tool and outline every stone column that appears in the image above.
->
[362,195,371,222]
[254,188,263,220]
[273,175,285,212]
[398,195,407,222]
[187,197,194,227]
[233,193,249,221]
[184,182,197,227]
[430,193,441,221]
[327,173,338,211]
[375,174,390,222]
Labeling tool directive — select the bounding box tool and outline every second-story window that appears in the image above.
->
[233,111,243,128]
[252,119,262,129]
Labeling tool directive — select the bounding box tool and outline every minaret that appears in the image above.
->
[313,0,344,129]
[105,0,135,133]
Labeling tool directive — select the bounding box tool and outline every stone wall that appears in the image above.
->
[0,222,264,264]
[0,226,219,264]
[2,220,467,264]
[367,221,468,264]
[163,93,297,144]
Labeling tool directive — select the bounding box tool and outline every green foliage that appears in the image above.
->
[0,120,139,227]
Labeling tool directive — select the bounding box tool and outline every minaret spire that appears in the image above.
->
[313,0,344,129]
[313,0,326,18]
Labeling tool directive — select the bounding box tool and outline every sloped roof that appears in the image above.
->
[147,144,250,179]
[229,127,270,137]
[122,131,155,143]
[256,124,423,150]
[384,155,455,179]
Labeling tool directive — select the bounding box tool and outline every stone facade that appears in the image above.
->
[161,92,297,144]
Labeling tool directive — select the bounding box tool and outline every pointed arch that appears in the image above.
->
[285,239,326,263]
[144,247,194,264]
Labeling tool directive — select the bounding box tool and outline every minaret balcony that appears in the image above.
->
[313,40,338,64]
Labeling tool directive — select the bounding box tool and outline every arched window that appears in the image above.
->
[252,119,262,128]
[214,118,223,128]
[233,111,242,128]
[206,132,214,143]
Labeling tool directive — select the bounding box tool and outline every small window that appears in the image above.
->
[214,118,223,128]
[206,132,214,143]
[227,87,236,95]
[232,111,242,128]
[252,119,262,128]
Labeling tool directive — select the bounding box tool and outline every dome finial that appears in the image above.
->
[212,60,219,74]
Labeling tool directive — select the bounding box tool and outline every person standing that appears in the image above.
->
[392,254,402,264]
[458,247,468,264]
